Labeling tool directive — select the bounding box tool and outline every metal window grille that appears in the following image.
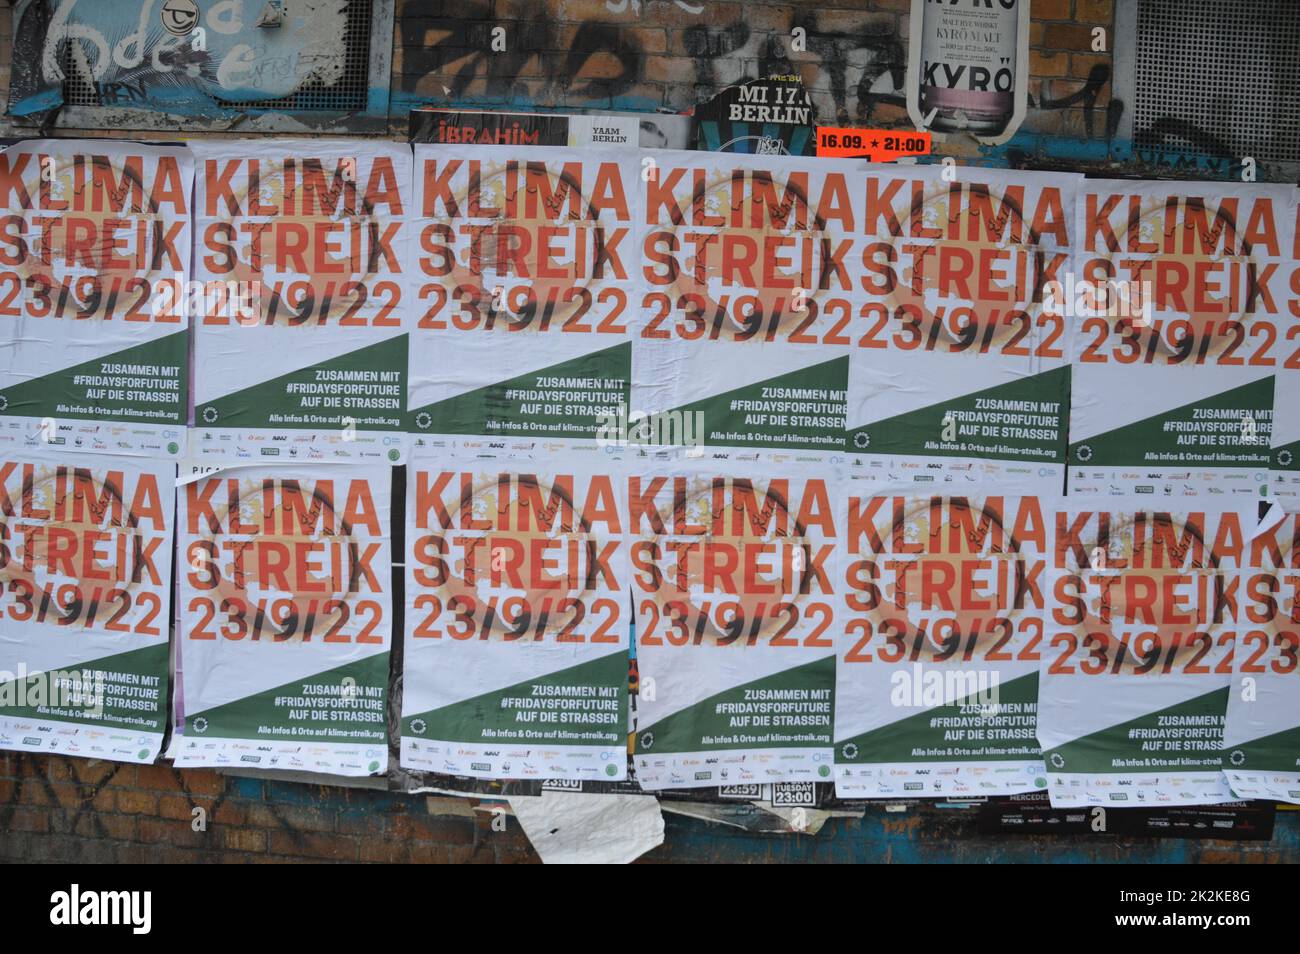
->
[1132,0,1300,165]
[59,0,375,113]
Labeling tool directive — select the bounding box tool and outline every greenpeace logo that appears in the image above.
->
[50,884,151,934]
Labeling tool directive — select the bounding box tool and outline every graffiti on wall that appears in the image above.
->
[398,3,907,127]
[6,0,390,130]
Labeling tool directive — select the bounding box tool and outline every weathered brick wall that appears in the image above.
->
[393,0,1117,163]
[0,752,540,864]
[0,1,1119,166]
[5,751,1296,863]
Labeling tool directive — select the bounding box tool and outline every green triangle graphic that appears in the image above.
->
[408,341,630,439]
[402,651,628,747]
[198,334,407,431]
[637,655,834,754]
[186,653,388,744]
[1274,437,1300,473]
[0,642,168,732]
[837,670,1039,763]
[849,366,1068,462]
[666,356,848,451]
[1043,685,1228,774]
[1224,723,1300,772]
[0,331,187,425]
[1070,377,1272,467]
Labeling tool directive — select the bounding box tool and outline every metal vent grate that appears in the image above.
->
[59,39,101,107]
[1132,0,1300,164]
[59,0,375,113]
[217,0,375,112]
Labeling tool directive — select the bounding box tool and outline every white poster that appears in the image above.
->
[632,458,839,789]
[1068,180,1297,498]
[0,140,191,459]
[846,165,1077,495]
[174,464,392,776]
[407,144,637,463]
[190,139,411,466]
[400,453,629,781]
[1222,504,1300,804]
[0,449,173,763]
[835,491,1048,798]
[1037,499,1249,806]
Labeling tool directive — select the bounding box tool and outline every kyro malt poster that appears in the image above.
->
[847,165,1077,493]
[174,465,392,776]
[1222,504,1300,804]
[407,144,636,456]
[1067,180,1298,496]
[190,139,411,466]
[400,455,629,781]
[0,450,173,763]
[1037,499,1249,806]
[631,459,839,789]
[834,492,1048,798]
[0,140,191,459]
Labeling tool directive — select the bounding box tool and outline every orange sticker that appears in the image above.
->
[815,127,931,161]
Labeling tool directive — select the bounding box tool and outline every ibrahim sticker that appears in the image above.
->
[161,0,200,36]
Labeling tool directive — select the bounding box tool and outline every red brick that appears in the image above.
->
[114,790,158,815]
[1069,53,1113,80]
[1029,51,1069,78]
[359,839,408,863]
[1076,0,1114,24]
[211,801,248,826]
[1032,0,1073,19]
[262,804,334,833]
[139,817,211,849]
[135,763,183,791]
[220,828,267,853]
[177,770,226,797]
[68,759,120,786]
[267,831,359,861]
[1043,23,1096,52]
[446,842,497,864]
[8,807,49,833]
[643,56,698,84]
[73,812,137,841]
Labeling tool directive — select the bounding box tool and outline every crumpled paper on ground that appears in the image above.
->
[507,792,665,864]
